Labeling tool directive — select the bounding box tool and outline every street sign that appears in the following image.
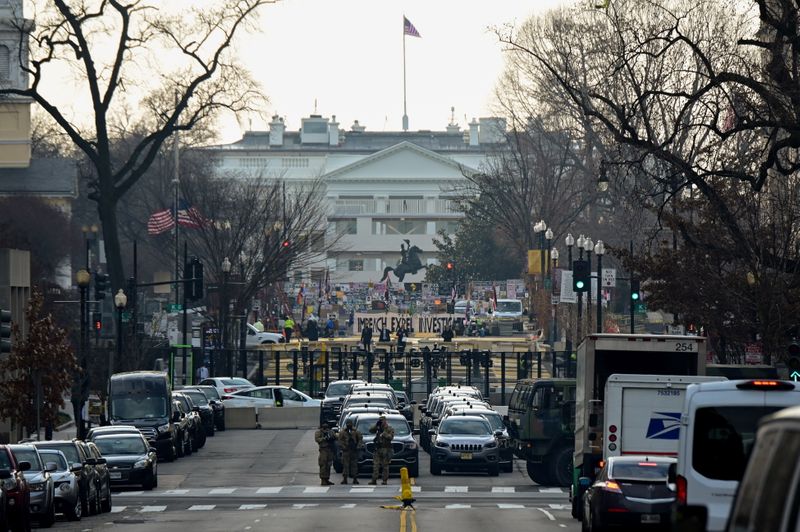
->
[744,343,763,365]
[602,268,617,288]
[121,311,131,323]
[559,270,577,303]
[791,371,799,382]
[168,303,183,312]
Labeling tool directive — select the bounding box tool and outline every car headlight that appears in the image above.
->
[58,482,72,492]
[435,441,449,448]
[133,459,149,469]
[29,482,46,491]
[404,442,418,450]
[484,441,498,449]
[157,423,171,433]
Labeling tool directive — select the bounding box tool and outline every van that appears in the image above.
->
[671,380,800,531]
[724,404,800,531]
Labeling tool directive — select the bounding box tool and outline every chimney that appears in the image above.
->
[328,115,340,146]
[468,118,480,146]
[479,117,507,144]
[446,122,460,134]
[351,120,366,132]
[269,115,284,147]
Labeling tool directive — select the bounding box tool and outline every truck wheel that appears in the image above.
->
[526,461,551,485]
[548,447,573,488]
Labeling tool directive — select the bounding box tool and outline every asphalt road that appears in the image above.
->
[42,428,580,531]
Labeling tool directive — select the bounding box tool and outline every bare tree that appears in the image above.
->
[1,0,273,291]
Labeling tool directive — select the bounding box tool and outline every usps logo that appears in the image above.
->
[646,412,682,440]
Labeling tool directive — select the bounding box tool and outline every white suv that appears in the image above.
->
[245,323,284,346]
[671,379,800,531]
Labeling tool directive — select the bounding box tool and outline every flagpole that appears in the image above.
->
[402,16,408,132]
[173,129,180,306]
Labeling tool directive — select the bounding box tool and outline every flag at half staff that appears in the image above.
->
[403,16,421,38]
[147,208,174,235]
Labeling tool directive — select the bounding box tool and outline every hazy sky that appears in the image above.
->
[219,0,573,142]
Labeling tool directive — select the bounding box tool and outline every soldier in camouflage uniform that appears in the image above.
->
[368,416,395,485]
[315,422,336,486]
[337,419,363,484]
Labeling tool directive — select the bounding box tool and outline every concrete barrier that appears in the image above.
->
[257,407,319,430]
[224,407,259,429]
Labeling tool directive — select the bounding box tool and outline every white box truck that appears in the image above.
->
[602,374,725,461]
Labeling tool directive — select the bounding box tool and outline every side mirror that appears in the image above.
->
[410,401,417,405]
[192,406,200,412]
[44,462,58,473]
[428,429,436,435]
[0,469,11,480]
[149,447,158,454]
[172,411,181,422]
[338,397,345,401]
[412,428,420,436]
[85,458,97,466]
[578,476,592,489]
[70,465,83,473]
[95,458,107,465]
[17,461,31,472]
[494,430,504,438]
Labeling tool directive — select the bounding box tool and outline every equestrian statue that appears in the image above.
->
[381,239,426,283]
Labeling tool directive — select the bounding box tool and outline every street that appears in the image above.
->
[49,428,578,531]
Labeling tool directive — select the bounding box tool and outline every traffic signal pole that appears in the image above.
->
[182,241,189,384]
[629,241,634,334]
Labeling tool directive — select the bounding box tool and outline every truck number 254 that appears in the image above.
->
[674,342,695,352]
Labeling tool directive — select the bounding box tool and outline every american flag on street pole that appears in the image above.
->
[177,199,204,228]
[403,16,421,38]
[147,208,175,235]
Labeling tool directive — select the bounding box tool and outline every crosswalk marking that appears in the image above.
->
[548,504,571,510]
[140,505,167,513]
[209,488,236,495]
[125,491,143,496]
[411,486,422,493]
[539,487,563,493]
[350,487,374,494]
[497,503,525,509]
[445,504,471,509]
[256,487,283,494]
[188,505,216,511]
[165,489,189,495]
[239,504,267,510]
[292,504,319,509]
[303,486,329,494]
[445,486,468,493]
[492,487,515,493]
[340,504,357,509]
[110,506,125,514]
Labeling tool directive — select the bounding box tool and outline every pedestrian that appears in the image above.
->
[306,315,319,341]
[337,419,363,484]
[314,422,336,486]
[379,326,391,342]
[442,325,454,342]
[325,316,336,338]
[368,415,394,485]
[361,323,373,352]
[284,315,295,342]
[396,326,406,354]
[196,362,210,382]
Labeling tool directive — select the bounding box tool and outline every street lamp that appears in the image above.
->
[550,248,559,351]
[564,233,575,360]
[597,161,609,192]
[545,228,554,275]
[594,241,605,333]
[221,257,232,376]
[238,252,248,379]
[81,225,99,270]
[114,289,127,378]
[74,269,91,440]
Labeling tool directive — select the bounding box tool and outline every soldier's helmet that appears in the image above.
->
[346,419,354,427]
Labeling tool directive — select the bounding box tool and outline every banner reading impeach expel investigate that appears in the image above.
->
[353,313,459,335]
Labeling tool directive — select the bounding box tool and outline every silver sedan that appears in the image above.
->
[36,449,82,521]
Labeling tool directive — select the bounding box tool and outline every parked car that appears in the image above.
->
[725,404,800,532]
[186,385,226,431]
[320,380,366,426]
[84,442,112,513]
[0,444,31,532]
[180,388,216,437]
[582,455,677,531]
[345,413,419,478]
[245,323,284,345]
[337,407,401,430]
[173,392,206,450]
[198,377,255,396]
[393,391,416,423]
[93,434,158,490]
[36,449,82,521]
[222,385,321,408]
[87,425,141,441]
[33,440,98,517]
[428,414,501,476]
[9,444,56,528]
[443,405,512,472]
[171,399,194,457]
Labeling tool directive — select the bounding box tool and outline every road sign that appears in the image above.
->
[602,268,616,288]
[168,303,183,312]
[744,343,763,364]
[559,270,577,303]
[121,311,131,323]
[792,371,799,382]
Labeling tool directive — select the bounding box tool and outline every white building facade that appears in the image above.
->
[208,114,506,284]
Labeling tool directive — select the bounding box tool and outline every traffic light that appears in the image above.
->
[92,312,102,331]
[281,239,290,249]
[445,261,454,271]
[185,257,204,301]
[788,342,800,375]
[573,260,590,292]
[0,309,11,354]
[94,272,109,300]
[631,279,641,301]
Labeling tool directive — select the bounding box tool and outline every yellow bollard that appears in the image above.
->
[399,466,415,508]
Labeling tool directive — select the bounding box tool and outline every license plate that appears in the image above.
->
[109,472,122,480]
[641,514,660,524]
[460,453,472,460]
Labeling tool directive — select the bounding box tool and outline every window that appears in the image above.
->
[753,429,800,528]
[0,45,9,80]
[281,157,309,168]
[252,389,273,400]
[348,260,364,271]
[334,219,357,235]
[282,389,302,401]
[381,219,426,235]
[435,220,460,234]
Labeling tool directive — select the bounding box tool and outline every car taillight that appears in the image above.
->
[222,395,234,400]
[223,388,236,393]
[602,481,622,493]
[736,380,794,391]
[676,474,687,505]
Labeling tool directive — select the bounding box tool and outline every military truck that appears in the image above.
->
[507,378,576,487]
[571,333,707,519]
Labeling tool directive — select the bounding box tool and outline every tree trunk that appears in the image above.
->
[97,196,125,291]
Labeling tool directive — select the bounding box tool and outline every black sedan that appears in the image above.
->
[180,388,216,437]
[93,435,157,490]
[187,385,226,431]
[582,456,677,531]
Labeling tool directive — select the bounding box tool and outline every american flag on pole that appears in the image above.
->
[491,282,498,312]
[403,16,421,38]
[147,208,175,235]
[177,199,204,228]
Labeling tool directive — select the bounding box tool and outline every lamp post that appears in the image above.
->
[576,235,586,344]
[113,289,127,379]
[584,237,594,336]
[597,161,609,193]
[550,248,559,350]
[545,228,554,275]
[221,257,232,376]
[74,269,91,440]
[594,241,605,333]
[564,233,574,358]
[81,225,99,270]
[238,252,248,379]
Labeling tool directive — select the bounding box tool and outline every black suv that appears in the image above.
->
[320,380,365,426]
[180,388,216,437]
[173,392,206,451]
[335,413,419,478]
[186,385,225,431]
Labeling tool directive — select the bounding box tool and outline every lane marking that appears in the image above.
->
[140,505,167,513]
[400,507,407,532]
[536,508,556,521]
[110,506,125,514]
[445,504,471,509]
[239,504,267,510]
[497,503,525,509]
[492,486,515,493]
[256,487,283,494]
[411,486,422,493]
[188,505,215,511]
[209,488,236,495]
[165,489,189,495]
[549,504,571,510]
[303,486,329,494]
[350,487,374,494]
[292,503,319,509]
[444,486,468,493]
[340,504,356,509]
[539,487,563,493]
[411,510,418,532]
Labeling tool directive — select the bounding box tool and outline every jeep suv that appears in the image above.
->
[429,414,501,476]
[350,413,419,478]
[320,380,365,426]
